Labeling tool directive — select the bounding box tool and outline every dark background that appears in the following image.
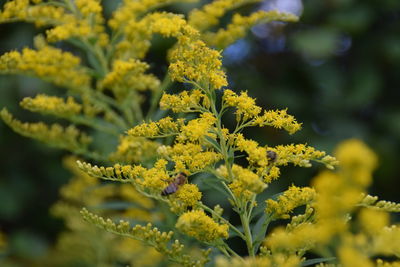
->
[0,0,399,261]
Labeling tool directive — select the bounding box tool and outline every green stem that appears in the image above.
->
[240,211,254,257]
[70,115,120,136]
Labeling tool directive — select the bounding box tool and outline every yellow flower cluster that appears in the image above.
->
[136,159,170,194]
[176,210,229,242]
[160,143,222,173]
[265,140,400,266]
[177,112,217,143]
[1,108,91,152]
[160,89,210,113]
[334,138,378,186]
[227,165,267,201]
[253,109,302,134]
[128,117,184,138]
[216,254,301,267]
[0,0,72,27]
[188,0,260,32]
[109,136,159,164]
[20,94,82,118]
[203,10,299,49]
[266,186,316,219]
[47,0,108,45]
[271,143,338,169]
[223,89,262,121]
[169,39,228,89]
[100,59,160,100]
[234,133,268,167]
[0,46,90,90]
[109,0,197,30]
[169,184,202,213]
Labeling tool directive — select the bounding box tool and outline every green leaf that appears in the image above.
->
[204,136,221,153]
[301,257,336,266]
[201,178,230,198]
[252,213,267,241]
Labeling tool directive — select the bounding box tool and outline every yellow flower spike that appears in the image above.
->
[0,46,90,91]
[203,10,299,49]
[127,117,184,138]
[20,94,82,118]
[0,0,73,27]
[169,39,227,89]
[265,186,316,219]
[176,209,229,242]
[253,109,302,134]
[1,108,92,153]
[266,144,338,170]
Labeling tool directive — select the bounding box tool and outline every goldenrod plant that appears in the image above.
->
[1,1,399,266]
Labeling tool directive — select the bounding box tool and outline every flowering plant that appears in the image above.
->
[1,1,399,266]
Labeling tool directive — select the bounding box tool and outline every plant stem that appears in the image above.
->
[240,211,255,257]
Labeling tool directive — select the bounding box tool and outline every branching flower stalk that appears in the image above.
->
[1,1,400,266]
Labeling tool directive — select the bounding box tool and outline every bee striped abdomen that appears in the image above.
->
[161,172,188,196]
[161,183,179,196]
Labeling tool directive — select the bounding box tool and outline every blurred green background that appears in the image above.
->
[1,0,399,262]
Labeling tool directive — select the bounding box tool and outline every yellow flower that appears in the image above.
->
[177,112,217,143]
[358,208,389,236]
[169,40,227,89]
[100,59,160,100]
[163,143,222,173]
[169,184,202,213]
[1,108,91,152]
[234,133,267,167]
[109,136,159,164]
[160,89,210,113]
[223,89,262,121]
[127,117,184,138]
[176,210,229,242]
[253,109,302,134]
[228,165,267,201]
[338,245,374,267]
[334,138,378,186]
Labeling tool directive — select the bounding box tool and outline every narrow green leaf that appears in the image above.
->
[301,257,336,266]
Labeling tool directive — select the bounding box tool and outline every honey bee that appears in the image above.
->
[266,150,277,163]
[161,172,187,196]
